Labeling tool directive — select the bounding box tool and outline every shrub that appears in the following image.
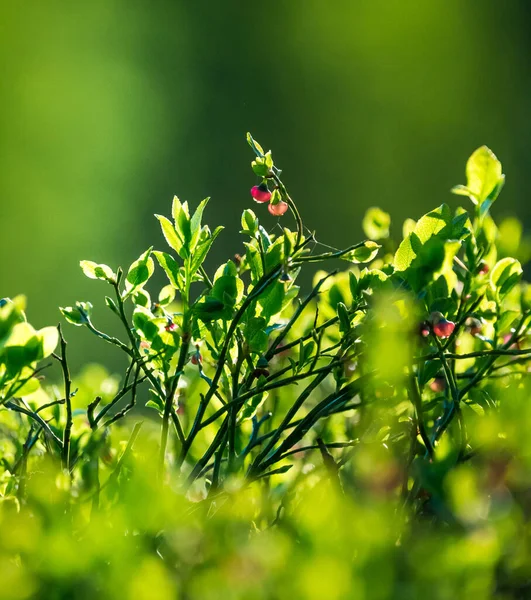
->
[0,137,530,598]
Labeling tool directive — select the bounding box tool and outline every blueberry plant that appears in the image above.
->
[1,137,530,598]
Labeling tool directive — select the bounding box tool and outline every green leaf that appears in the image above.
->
[60,302,93,326]
[342,241,381,264]
[337,302,350,334]
[37,326,59,359]
[158,285,176,306]
[124,249,154,298]
[419,360,442,387]
[3,323,42,373]
[245,317,269,354]
[357,268,389,296]
[132,306,160,341]
[349,271,358,299]
[414,204,451,243]
[175,200,192,252]
[211,275,244,307]
[16,376,40,397]
[394,205,457,274]
[362,207,391,240]
[252,157,271,177]
[190,225,224,276]
[258,281,286,319]
[80,260,116,283]
[193,297,226,322]
[450,184,472,198]
[133,289,151,308]
[105,296,120,316]
[156,214,185,258]
[153,251,180,288]
[190,198,210,251]
[452,146,504,205]
[246,132,265,157]
[146,391,164,413]
[240,390,269,421]
[394,232,422,272]
[241,209,259,236]
[190,198,208,232]
[244,242,263,282]
[490,257,523,298]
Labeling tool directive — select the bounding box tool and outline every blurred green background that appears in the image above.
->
[2,0,531,369]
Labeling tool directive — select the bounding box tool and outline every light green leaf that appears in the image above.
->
[60,302,92,326]
[394,233,418,272]
[190,198,210,250]
[190,225,224,275]
[158,285,176,306]
[37,326,59,359]
[490,257,522,298]
[124,248,154,298]
[362,207,391,240]
[246,132,265,157]
[80,260,116,283]
[153,251,180,289]
[453,146,504,205]
[156,215,184,257]
[241,209,259,236]
[414,204,451,243]
[342,241,381,264]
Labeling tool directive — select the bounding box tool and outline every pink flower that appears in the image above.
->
[430,377,446,393]
[432,319,455,338]
[478,261,490,275]
[428,312,455,339]
[419,322,431,337]
[268,201,289,216]
[250,183,271,203]
[466,317,482,336]
[165,320,177,332]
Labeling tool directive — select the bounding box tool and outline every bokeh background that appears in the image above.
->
[2,0,531,369]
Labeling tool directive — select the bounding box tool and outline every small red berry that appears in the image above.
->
[478,261,490,275]
[250,183,271,203]
[191,352,202,365]
[268,201,289,216]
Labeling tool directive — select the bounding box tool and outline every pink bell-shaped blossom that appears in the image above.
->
[250,183,271,203]
[268,200,289,216]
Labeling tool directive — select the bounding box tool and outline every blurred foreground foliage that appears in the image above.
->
[1,140,531,598]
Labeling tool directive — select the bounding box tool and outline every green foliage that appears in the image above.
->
[1,140,531,598]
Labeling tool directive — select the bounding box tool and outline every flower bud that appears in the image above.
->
[250,183,271,203]
[165,319,177,332]
[252,368,270,380]
[256,356,269,369]
[478,261,490,275]
[430,377,446,393]
[466,317,482,336]
[279,272,292,282]
[419,321,431,337]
